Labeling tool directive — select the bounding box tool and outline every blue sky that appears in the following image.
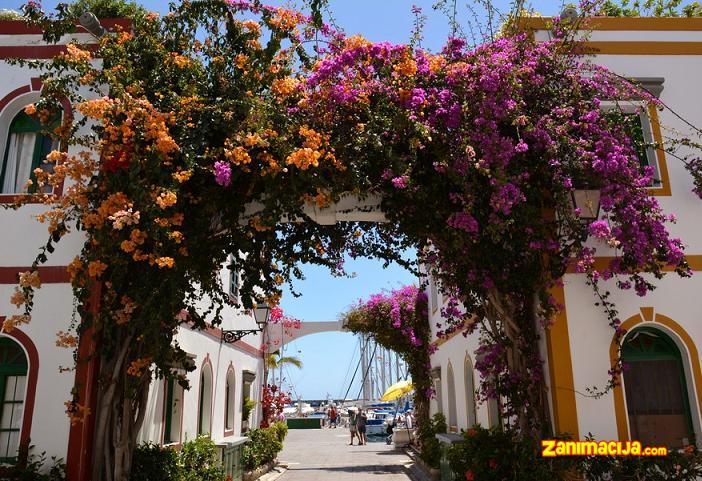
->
[29,0,566,399]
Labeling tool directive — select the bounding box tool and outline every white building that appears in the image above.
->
[427,16,702,450]
[0,19,264,479]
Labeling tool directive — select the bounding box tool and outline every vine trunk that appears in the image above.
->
[90,333,152,481]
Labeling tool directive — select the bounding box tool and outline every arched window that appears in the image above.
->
[446,363,458,431]
[198,364,213,436]
[430,367,442,416]
[163,377,183,445]
[0,337,28,461]
[622,327,694,448]
[464,356,476,427]
[224,368,235,433]
[1,109,58,194]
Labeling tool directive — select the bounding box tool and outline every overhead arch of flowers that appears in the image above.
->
[3,0,702,478]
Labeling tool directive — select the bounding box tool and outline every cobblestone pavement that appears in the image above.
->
[276,428,416,481]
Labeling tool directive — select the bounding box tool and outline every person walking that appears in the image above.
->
[357,408,368,445]
[330,405,338,428]
[348,409,358,445]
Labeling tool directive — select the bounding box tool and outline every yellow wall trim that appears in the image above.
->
[639,306,654,322]
[523,17,702,32]
[583,41,702,55]
[546,286,580,438]
[431,318,474,349]
[611,312,702,440]
[567,255,702,274]
[647,106,672,196]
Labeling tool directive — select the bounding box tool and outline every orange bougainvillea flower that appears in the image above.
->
[299,125,322,150]
[155,257,175,268]
[271,77,298,97]
[2,315,30,333]
[115,296,135,325]
[224,145,252,166]
[172,169,192,183]
[130,229,147,245]
[285,148,322,170]
[18,271,41,289]
[109,208,140,230]
[63,43,92,63]
[156,191,177,209]
[120,240,136,253]
[127,357,153,376]
[56,330,78,348]
[393,51,418,77]
[87,260,108,278]
[10,288,26,308]
[65,401,91,426]
[67,256,83,282]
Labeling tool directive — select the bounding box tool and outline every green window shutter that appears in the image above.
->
[1,110,59,193]
[164,378,174,444]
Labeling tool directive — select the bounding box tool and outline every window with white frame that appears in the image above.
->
[227,255,240,303]
[1,109,58,194]
[430,275,439,313]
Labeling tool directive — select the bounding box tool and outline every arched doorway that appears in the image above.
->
[622,326,694,448]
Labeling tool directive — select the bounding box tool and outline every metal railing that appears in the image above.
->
[218,437,248,481]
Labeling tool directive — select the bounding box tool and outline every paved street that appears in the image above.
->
[277,428,416,481]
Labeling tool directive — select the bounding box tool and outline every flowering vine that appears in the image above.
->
[3,0,702,477]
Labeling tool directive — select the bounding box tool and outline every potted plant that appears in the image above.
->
[242,397,256,432]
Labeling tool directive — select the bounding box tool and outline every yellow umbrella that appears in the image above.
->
[380,380,413,401]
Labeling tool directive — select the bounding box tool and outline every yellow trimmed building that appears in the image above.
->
[427,17,702,450]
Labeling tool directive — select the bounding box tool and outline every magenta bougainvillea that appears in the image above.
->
[297,29,691,429]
